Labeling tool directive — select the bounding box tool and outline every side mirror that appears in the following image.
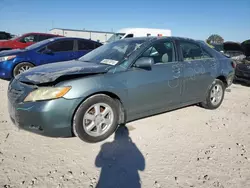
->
[43,48,53,55]
[134,57,154,70]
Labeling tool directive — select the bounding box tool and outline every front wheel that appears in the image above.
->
[73,94,119,143]
[13,62,34,77]
[201,79,225,109]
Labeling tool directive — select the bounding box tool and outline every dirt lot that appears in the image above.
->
[0,79,249,188]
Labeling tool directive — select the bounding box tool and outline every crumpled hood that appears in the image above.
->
[0,48,25,56]
[16,60,112,85]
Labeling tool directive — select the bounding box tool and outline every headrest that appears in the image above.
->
[162,53,169,63]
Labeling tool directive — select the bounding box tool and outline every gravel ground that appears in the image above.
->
[0,79,249,188]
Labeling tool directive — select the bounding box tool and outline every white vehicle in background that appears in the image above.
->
[106,28,171,43]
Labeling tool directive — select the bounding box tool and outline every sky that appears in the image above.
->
[0,0,249,42]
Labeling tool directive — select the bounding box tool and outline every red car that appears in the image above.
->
[0,32,62,51]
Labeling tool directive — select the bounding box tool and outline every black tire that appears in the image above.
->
[73,94,119,143]
[200,79,225,110]
[13,62,34,77]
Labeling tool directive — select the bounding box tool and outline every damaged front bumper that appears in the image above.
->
[8,97,82,137]
[7,79,83,137]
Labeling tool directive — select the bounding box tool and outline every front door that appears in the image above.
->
[126,39,183,116]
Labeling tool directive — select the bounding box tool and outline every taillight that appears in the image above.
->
[231,61,236,69]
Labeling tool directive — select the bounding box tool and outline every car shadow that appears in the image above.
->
[95,125,145,188]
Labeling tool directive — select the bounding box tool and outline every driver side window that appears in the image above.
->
[47,40,74,52]
[19,35,39,43]
[141,41,175,64]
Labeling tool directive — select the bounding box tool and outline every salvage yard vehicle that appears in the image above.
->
[220,40,250,84]
[0,37,102,80]
[0,31,12,40]
[232,39,250,84]
[0,32,62,52]
[223,41,245,59]
[8,37,235,143]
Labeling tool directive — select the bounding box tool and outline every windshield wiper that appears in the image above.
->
[78,59,92,63]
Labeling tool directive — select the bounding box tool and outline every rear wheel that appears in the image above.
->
[201,79,225,109]
[13,62,34,77]
[73,94,119,143]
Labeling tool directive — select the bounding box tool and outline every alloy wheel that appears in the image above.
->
[83,103,114,137]
[210,84,223,106]
[18,65,31,74]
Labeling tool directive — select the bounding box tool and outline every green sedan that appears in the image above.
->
[8,37,235,143]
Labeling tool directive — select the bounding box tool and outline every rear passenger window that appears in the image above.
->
[39,35,55,41]
[19,34,40,43]
[180,41,213,61]
[47,40,74,52]
[78,40,96,50]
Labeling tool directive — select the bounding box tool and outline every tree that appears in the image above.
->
[207,34,224,44]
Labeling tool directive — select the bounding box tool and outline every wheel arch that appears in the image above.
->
[216,75,228,87]
[71,91,127,136]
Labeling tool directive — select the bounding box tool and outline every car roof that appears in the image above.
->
[22,32,61,36]
[120,36,197,43]
[46,37,102,43]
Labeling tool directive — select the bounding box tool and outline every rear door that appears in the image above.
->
[36,39,75,65]
[178,40,215,103]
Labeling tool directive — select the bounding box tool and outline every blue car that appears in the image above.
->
[0,37,102,80]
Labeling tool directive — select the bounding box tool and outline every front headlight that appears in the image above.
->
[24,86,71,102]
[0,55,16,62]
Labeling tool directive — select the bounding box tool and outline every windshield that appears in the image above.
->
[106,33,125,43]
[79,39,147,66]
[25,38,55,50]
